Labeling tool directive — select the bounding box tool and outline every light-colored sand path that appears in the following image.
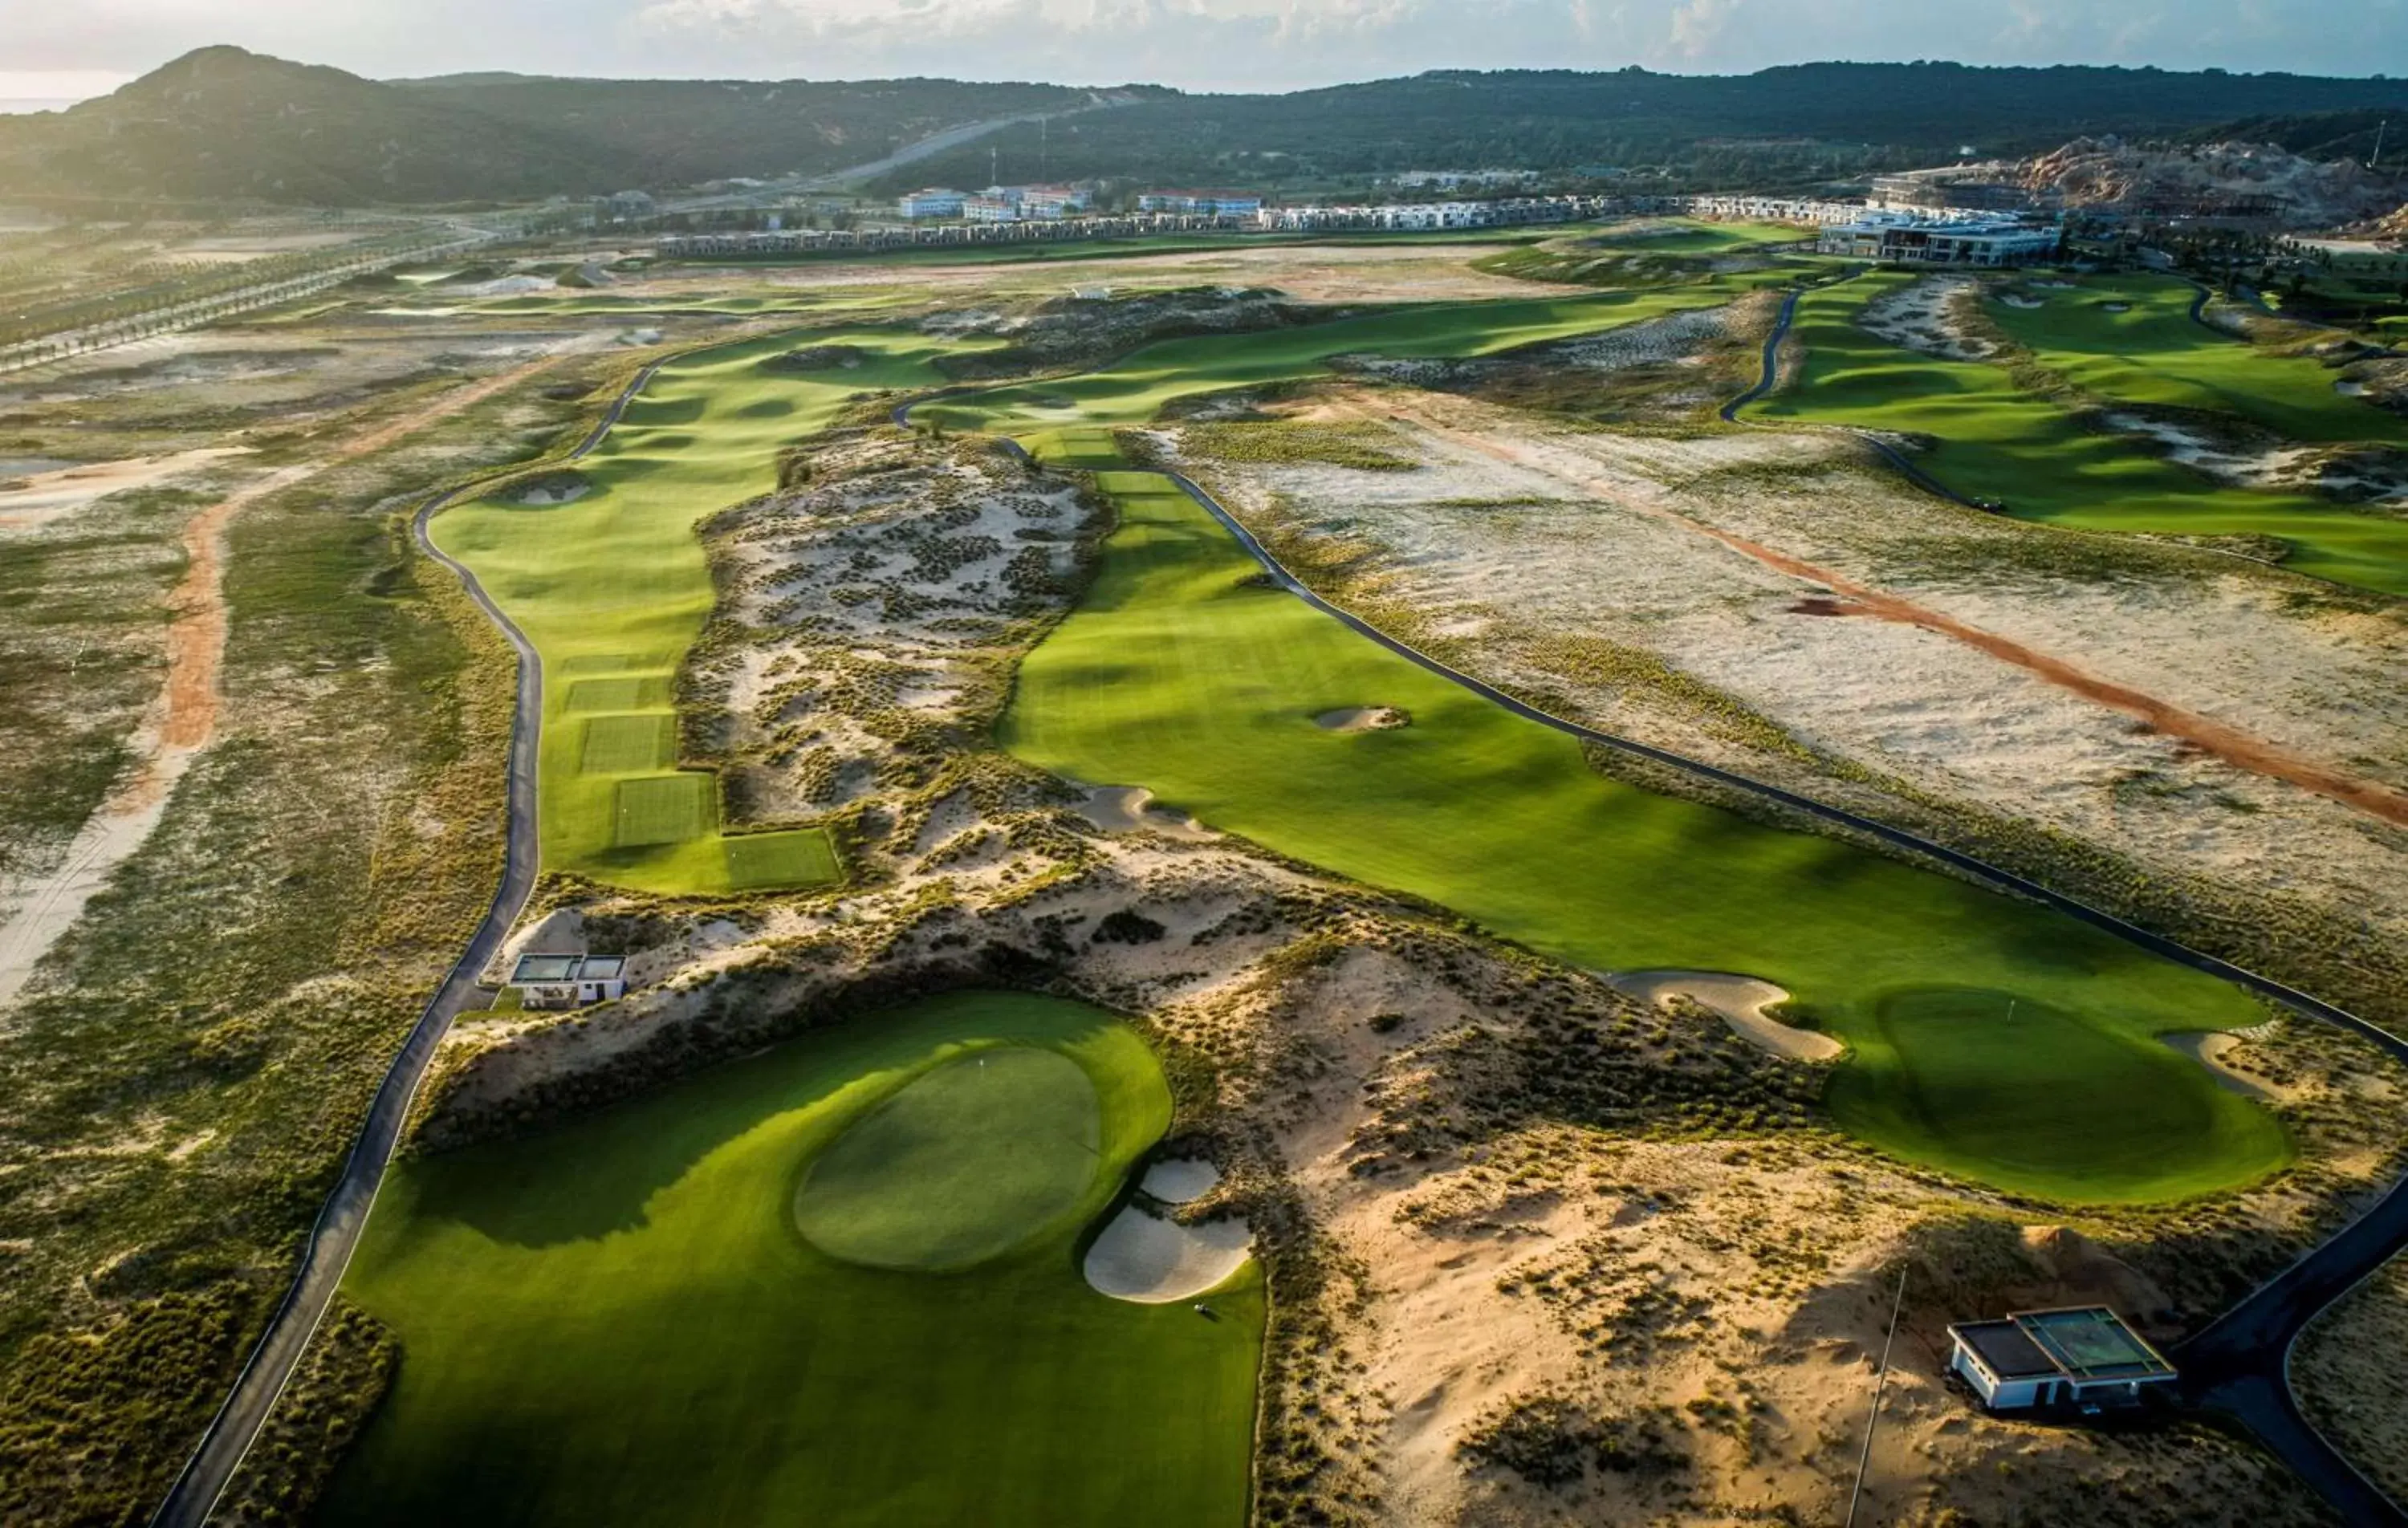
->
[1355,392,2408,831]
[0,447,253,533]
[1084,1204,1253,1303]
[1608,968,1845,1062]
[0,356,567,1015]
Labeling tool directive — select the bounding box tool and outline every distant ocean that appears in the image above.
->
[0,99,79,114]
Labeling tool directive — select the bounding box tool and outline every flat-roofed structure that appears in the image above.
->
[509,953,628,1010]
[1818,212,2060,266]
[1947,1306,2176,1412]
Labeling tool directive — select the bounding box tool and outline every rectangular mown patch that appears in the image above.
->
[614,774,714,847]
[725,831,841,890]
[566,675,673,713]
[580,714,675,774]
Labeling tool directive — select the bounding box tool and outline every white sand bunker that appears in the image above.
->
[2336,380,2369,396]
[1141,1157,1221,1204]
[1608,969,1844,1063]
[1085,1205,1252,1303]
[2163,1032,2278,1101]
[1999,293,2046,309]
[516,482,589,506]
[1314,705,1409,733]
[2101,302,2133,313]
[1076,786,1212,841]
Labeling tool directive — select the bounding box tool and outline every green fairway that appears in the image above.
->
[430,327,991,893]
[1829,989,2283,1201]
[1983,274,2401,443]
[999,466,2287,1203]
[321,992,1260,1528]
[931,286,1771,432]
[1751,273,2408,594]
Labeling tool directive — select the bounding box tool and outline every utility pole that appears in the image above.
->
[1845,1262,1911,1528]
[2374,120,2390,173]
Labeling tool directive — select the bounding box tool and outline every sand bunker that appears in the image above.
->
[1999,293,2046,309]
[516,482,590,506]
[1076,785,1213,841]
[1141,1158,1221,1204]
[1084,1205,1253,1303]
[1860,276,1997,361]
[2163,1031,2279,1101]
[1608,969,1844,1062]
[2337,380,2369,396]
[2101,302,2133,313]
[1314,706,1410,733]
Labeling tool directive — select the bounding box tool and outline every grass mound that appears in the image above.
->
[795,1047,1101,1270]
[1000,463,2286,1204]
[1829,988,2291,1202]
[321,992,1260,1528]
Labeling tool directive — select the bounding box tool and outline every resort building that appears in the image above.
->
[1137,190,1264,215]
[961,194,1021,223]
[896,188,968,220]
[509,953,628,1010]
[1946,1307,2178,1412]
[1816,211,2061,266]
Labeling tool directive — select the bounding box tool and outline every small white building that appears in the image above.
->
[509,953,628,1010]
[1947,1307,2177,1412]
[897,188,968,221]
[962,194,1021,223]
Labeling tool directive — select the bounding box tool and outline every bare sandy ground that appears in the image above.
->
[0,447,250,532]
[1355,390,2408,830]
[1173,391,2408,964]
[1608,969,1843,1062]
[1083,1205,1254,1302]
[0,354,569,1016]
[1858,275,1997,361]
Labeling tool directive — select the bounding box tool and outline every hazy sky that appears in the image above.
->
[5,0,2406,102]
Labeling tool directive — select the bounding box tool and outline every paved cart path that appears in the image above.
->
[145,357,664,1528]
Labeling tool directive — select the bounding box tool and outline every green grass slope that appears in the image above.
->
[929,288,1771,432]
[321,992,1259,1528]
[429,330,982,894]
[1985,274,2401,444]
[1001,468,2287,1203]
[1752,272,2408,594]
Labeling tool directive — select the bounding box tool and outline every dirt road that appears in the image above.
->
[0,356,564,1016]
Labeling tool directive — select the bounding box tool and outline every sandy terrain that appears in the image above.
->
[2295,1253,2408,1507]
[1166,392,2408,971]
[0,447,250,532]
[2162,1031,2288,1102]
[1314,706,1410,733]
[1084,1205,1255,1302]
[1609,969,1843,1063]
[1859,275,1998,361]
[0,352,571,1018]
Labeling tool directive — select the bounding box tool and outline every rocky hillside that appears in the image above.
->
[2022,133,2406,226]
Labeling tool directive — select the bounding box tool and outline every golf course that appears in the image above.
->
[1750,270,2408,594]
[319,992,1260,1527]
[985,460,2287,1204]
[426,328,993,895]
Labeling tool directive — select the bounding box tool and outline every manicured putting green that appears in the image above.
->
[1751,272,2408,594]
[612,774,714,848]
[1001,465,2287,1203]
[1829,988,2287,1201]
[320,992,1261,1528]
[579,713,674,774]
[795,1047,1100,1270]
[432,327,994,893]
